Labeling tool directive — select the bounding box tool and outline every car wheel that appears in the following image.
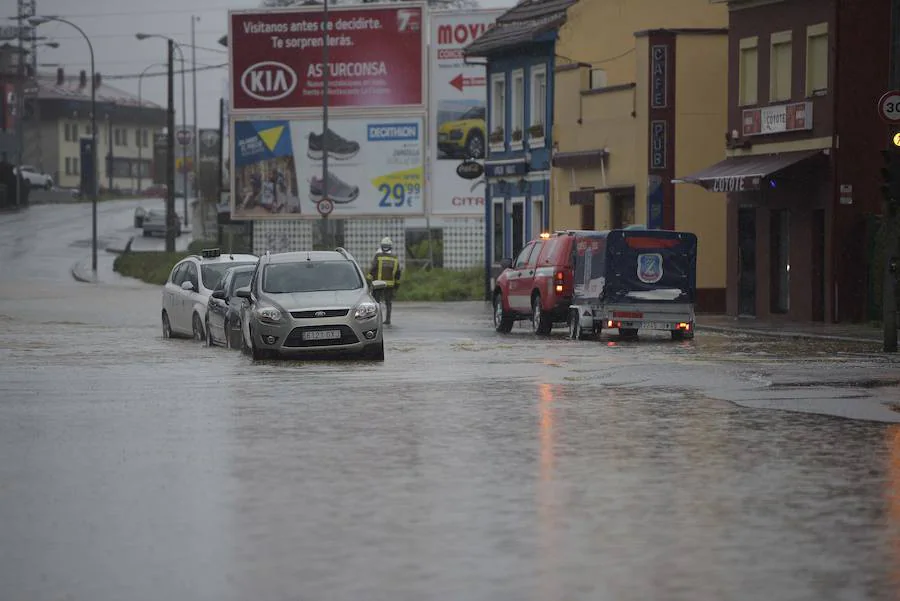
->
[192,313,205,342]
[466,130,484,159]
[205,318,215,347]
[493,292,514,333]
[44,182,52,190]
[162,311,172,339]
[531,294,552,335]
[363,340,385,361]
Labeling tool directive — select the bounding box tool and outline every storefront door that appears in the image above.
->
[738,207,757,316]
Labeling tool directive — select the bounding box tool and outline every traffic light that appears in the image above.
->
[880,148,900,210]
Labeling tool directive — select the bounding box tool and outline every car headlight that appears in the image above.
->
[354,302,378,320]
[255,306,282,323]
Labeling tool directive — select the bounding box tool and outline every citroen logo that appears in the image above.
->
[314,311,326,317]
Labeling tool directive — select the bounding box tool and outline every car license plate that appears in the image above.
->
[641,322,671,331]
[302,329,341,341]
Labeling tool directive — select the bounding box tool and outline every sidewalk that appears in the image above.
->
[697,313,882,343]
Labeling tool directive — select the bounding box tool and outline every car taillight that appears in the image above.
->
[555,271,564,293]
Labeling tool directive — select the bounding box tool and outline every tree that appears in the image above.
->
[260,0,479,10]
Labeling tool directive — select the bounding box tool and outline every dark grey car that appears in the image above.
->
[206,264,256,349]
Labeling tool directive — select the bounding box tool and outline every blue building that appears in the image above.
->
[464,0,575,296]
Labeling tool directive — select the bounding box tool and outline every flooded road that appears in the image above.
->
[3,202,900,601]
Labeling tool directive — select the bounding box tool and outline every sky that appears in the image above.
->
[2,0,516,129]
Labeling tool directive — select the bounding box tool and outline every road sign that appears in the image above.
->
[316,198,334,216]
[879,91,900,123]
[176,129,194,146]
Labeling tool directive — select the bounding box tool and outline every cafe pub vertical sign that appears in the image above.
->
[647,33,676,230]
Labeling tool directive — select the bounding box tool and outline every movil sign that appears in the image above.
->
[436,21,491,60]
[241,61,298,102]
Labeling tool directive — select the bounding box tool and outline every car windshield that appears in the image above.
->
[262,261,363,294]
[460,106,484,120]
[201,262,256,291]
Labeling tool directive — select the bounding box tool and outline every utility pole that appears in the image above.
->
[15,0,34,208]
[191,15,200,232]
[884,0,900,352]
[166,39,177,253]
[321,0,331,249]
[28,14,41,174]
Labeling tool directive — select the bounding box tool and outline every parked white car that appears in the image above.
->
[15,165,53,190]
[161,248,259,341]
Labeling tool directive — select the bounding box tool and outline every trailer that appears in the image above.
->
[567,228,698,341]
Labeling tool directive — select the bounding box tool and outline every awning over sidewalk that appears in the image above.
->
[672,149,824,193]
[552,149,608,169]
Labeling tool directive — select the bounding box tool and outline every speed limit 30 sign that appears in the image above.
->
[878,90,900,123]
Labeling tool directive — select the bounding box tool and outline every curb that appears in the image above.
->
[70,258,97,284]
[697,324,879,344]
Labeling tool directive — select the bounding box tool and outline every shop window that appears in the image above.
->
[531,198,544,239]
[770,31,793,102]
[739,37,758,106]
[510,69,525,146]
[493,201,505,263]
[806,23,828,95]
[490,73,506,147]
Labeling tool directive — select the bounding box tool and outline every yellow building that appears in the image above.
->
[551,0,729,311]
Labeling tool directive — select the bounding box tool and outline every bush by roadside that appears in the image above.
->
[395,266,483,302]
[114,248,486,301]
[113,251,190,286]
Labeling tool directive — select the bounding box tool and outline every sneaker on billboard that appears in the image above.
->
[309,170,359,204]
[308,128,360,161]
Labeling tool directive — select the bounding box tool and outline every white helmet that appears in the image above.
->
[380,236,393,252]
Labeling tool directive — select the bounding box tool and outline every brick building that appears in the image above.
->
[675,0,892,323]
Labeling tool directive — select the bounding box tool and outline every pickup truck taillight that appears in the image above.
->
[554,270,565,293]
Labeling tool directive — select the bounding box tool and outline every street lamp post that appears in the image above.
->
[29,15,98,274]
[137,62,164,193]
[136,33,189,228]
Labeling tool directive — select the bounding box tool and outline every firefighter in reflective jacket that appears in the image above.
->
[368,236,401,324]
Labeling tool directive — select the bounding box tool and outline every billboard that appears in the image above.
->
[429,10,502,215]
[230,116,424,219]
[228,3,425,112]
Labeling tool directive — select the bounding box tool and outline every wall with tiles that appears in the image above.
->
[252,217,484,271]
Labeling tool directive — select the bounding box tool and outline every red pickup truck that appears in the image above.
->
[491,230,586,334]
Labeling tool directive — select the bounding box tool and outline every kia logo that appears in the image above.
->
[315,311,326,317]
[241,61,298,102]
[456,160,484,180]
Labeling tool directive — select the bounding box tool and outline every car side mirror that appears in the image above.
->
[235,287,251,299]
[371,279,387,291]
[211,289,226,300]
[181,280,194,291]
[500,258,513,270]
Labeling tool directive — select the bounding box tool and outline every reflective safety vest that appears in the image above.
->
[374,254,400,286]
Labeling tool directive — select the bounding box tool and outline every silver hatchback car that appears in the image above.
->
[236,248,387,361]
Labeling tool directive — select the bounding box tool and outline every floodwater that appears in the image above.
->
[2,202,900,601]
